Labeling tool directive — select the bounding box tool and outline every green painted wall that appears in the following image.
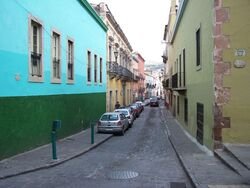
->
[222,0,250,143]
[0,93,105,160]
[170,0,214,149]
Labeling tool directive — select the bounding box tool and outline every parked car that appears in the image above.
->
[114,108,134,128]
[135,101,144,112]
[97,112,129,135]
[129,104,140,118]
[150,97,159,107]
[143,98,150,106]
[118,106,137,120]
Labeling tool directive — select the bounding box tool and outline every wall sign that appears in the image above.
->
[234,60,246,68]
[235,49,246,57]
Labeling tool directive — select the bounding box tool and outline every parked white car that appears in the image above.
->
[114,108,134,128]
[97,112,129,135]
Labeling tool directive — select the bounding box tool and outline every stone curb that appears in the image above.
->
[224,145,250,170]
[214,150,241,175]
[160,107,199,188]
[0,134,113,180]
[167,134,200,188]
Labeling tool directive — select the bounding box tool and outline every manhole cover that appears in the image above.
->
[107,171,139,179]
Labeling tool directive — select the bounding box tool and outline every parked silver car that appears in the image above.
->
[114,108,134,128]
[97,112,129,135]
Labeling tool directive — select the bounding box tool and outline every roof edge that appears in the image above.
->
[78,0,108,31]
[171,0,188,43]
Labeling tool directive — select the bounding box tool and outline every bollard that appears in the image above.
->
[51,131,57,160]
[91,121,95,144]
[51,120,61,160]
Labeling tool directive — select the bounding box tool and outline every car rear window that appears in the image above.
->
[101,114,119,121]
[115,110,128,115]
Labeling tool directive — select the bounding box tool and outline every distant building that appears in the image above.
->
[144,70,156,98]
[132,52,145,101]
[163,0,250,150]
[131,54,140,102]
[0,0,107,159]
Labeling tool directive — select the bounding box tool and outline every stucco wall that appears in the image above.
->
[0,0,107,97]
[221,0,250,143]
[169,0,214,150]
[0,93,106,160]
[0,0,107,159]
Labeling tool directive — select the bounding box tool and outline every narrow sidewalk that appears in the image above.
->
[0,127,112,179]
[160,107,250,188]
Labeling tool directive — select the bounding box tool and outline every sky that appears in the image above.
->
[87,0,170,65]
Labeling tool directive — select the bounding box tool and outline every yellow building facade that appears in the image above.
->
[163,0,250,151]
[219,0,250,144]
[93,3,134,112]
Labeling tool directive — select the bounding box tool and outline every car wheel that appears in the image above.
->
[129,123,133,128]
[120,127,125,136]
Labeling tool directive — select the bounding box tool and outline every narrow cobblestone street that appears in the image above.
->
[0,104,193,188]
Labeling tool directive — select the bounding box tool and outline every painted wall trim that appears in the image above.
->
[78,0,108,31]
[171,0,188,43]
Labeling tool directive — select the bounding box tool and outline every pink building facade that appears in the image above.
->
[132,52,145,101]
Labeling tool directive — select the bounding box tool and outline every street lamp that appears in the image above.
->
[114,50,118,63]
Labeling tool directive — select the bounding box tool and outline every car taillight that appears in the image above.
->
[117,121,122,126]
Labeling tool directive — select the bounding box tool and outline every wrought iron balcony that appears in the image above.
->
[107,61,119,79]
[162,79,170,89]
[120,66,133,81]
[171,72,186,92]
[133,73,140,81]
[107,61,133,81]
[31,52,42,77]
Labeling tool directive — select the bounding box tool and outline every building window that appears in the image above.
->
[196,28,201,68]
[67,39,74,83]
[29,18,43,81]
[87,51,91,82]
[179,54,182,87]
[177,96,179,115]
[184,98,188,123]
[94,54,97,83]
[183,49,186,86]
[108,45,112,62]
[196,103,204,145]
[100,57,103,83]
[115,90,118,102]
[52,31,61,82]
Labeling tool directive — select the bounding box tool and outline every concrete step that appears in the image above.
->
[215,149,250,184]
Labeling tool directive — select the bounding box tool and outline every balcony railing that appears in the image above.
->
[120,66,133,81]
[172,72,186,92]
[53,58,60,79]
[172,73,178,89]
[162,79,169,89]
[107,61,133,81]
[31,52,42,77]
[107,61,119,79]
[133,74,140,81]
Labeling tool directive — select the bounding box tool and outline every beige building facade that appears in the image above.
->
[93,3,134,111]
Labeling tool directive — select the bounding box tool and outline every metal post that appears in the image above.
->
[51,131,57,160]
[91,122,94,144]
[51,120,61,160]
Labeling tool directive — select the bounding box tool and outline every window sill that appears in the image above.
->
[29,76,44,83]
[67,80,74,84]
[196,65,202,71]
[51,78,61,84]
